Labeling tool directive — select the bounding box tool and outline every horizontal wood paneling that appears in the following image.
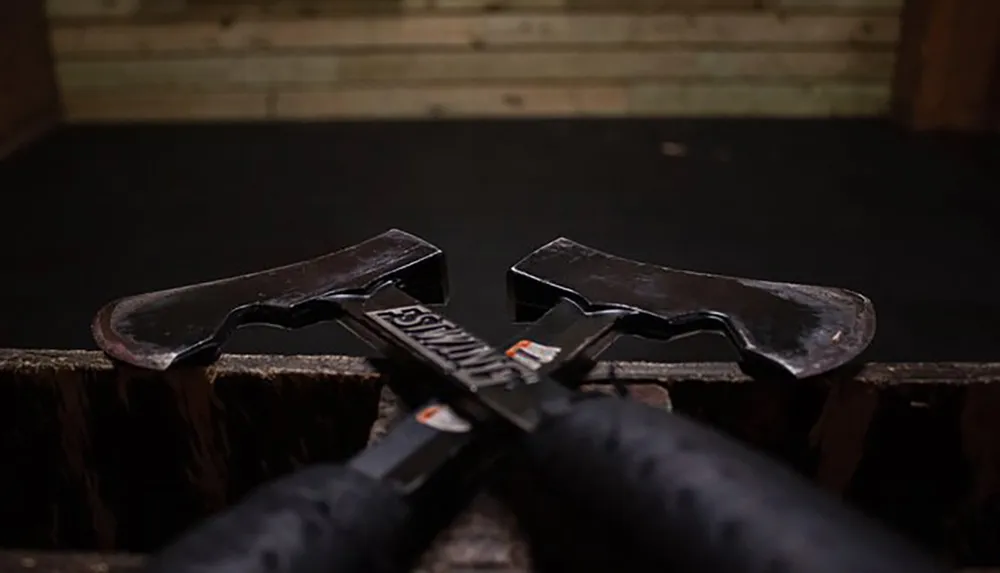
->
[46,0,905,19]
[62,81,890,120]
[51,14,899,54]
[47,0,142,18]
[56,51,895,89]
[628,81,889,114]
[47,0,903,120]
[63,90,270,120]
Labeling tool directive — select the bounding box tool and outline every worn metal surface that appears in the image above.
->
[509,237,876,378]
[93,228,446,370]
[1,349,999,569]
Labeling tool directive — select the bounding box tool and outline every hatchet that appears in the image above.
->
[92,229,944,573]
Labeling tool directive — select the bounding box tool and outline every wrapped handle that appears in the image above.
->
[523,395,948,573]
[142,465,415,573]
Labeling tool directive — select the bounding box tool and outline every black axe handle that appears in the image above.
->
[331,299,945,573]
[500,240,946,572]
[93,231,944,573]
[138,298,619,573]
[139,463,415,573]
[521,396,946,573]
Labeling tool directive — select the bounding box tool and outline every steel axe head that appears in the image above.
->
[93,229,447,370]
[508,238,875,379]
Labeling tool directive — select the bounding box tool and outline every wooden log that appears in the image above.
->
[891,0,1000,131]
[49,13,900,55]
[0,1,62,159]
[1,349,999,566]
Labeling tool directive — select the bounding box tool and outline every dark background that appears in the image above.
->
[2,118,998,362]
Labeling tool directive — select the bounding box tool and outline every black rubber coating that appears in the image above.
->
[142,464,414,573]
[523,395,950,573]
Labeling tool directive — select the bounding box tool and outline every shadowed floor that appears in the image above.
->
[1,118,998,362]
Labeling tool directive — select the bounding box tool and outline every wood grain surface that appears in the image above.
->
[46,0,906,19]
[1,349,999,569]
[45,0,903,120]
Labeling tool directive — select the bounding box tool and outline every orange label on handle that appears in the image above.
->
[505,340,561,370]
[414,404,472,433]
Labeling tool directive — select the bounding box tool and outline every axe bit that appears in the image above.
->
[92,229,945,573]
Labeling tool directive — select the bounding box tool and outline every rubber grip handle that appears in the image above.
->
[523,396,948,573]
[142,464,414,573]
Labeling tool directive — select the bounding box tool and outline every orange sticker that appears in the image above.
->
[505,339,562,371]
[416,405,441,424]
[414,404,472,433]
[505,340,532,357]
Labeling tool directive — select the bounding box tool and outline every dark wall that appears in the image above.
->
[2,119,999,362]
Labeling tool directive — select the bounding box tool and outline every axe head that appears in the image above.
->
[508,238,875,379]
[93,229,447,370]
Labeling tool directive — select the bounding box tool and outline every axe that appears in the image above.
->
[92,229,944,573]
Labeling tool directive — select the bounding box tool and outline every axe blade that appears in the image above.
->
[93,229,447,370]
[508,238,875,379]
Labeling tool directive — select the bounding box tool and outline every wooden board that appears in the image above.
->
[49,13,900,54]
[44,0,904,120]
[627,81,889,114]
[55,50,895,89]
[46,0,906,19]
[1,349,1000,565]
[60,81,890,121]
[62,90,271,120]
[0,1,62,158]
[47,0,143,18]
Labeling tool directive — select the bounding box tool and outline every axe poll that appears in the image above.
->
[92,229,944,573]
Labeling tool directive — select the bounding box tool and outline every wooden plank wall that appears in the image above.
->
[47,0,904,121]
[0,1,62,158]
